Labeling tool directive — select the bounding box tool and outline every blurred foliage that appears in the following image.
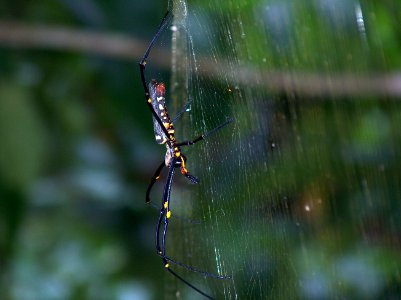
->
[181,0,401,299]
[0,0,401,300]
[0,1,169,299]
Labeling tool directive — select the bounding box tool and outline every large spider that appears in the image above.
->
[139,10,231,300]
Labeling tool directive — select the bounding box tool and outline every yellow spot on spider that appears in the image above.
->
[164,201,168,209]
[165,263,170,268]
[167,211,172,218]
[163,123,170,129]
[155,176,160,180]
[147,98,152,103]
[175,152,181,157]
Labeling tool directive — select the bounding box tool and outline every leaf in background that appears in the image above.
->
[0,82,47,190]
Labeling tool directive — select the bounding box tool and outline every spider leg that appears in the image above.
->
[139,10,170,96]
[183,171,199,184]
[147,160,200,224]
[167,268,215,300]
[139,10,172,139]
[176,117,234,147]
[160,164,175,260]
[163,255,231,279]
[146,161,165,203]
[172,97,193,123]
[178,118,234,182]
[154,160,228,299]
[178,155,200,184]
[155,161,175,257]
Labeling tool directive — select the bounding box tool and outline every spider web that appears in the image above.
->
[166,0,401,299]
[167,0,278,298]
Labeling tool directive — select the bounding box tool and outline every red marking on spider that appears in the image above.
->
[156,83,166,96]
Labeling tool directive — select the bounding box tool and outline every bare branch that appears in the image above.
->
[0,21,171,68]
[0,21,401,98]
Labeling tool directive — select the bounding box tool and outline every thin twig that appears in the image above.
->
[0,21,401,98]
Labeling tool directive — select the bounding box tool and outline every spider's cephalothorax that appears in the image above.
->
[139,10,232,300]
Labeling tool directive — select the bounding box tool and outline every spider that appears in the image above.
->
[139,10,232,300]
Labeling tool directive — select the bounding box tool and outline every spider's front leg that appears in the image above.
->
[138,11,172,140]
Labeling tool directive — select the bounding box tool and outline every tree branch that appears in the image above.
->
[0,21,171,68]
[0,21,400,98]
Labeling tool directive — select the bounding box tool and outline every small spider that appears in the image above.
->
[139,10,232,300]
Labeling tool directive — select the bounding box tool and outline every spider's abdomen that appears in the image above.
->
[149,80,176,145]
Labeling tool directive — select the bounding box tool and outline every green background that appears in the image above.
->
[1,0,401,299]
